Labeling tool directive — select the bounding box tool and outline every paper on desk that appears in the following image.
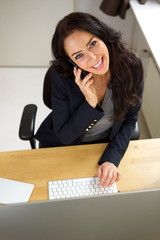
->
[0,178,34,204]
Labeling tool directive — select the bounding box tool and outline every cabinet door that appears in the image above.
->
[131,22,160,138]
[142,58,160,138]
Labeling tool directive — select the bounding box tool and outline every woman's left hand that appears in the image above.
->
[97,162,121,188]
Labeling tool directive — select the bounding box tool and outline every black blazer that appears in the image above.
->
[35,69,143,167]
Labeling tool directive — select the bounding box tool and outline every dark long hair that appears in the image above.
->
[51,12,143,119]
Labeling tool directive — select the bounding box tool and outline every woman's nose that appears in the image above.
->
[88,51,96,60]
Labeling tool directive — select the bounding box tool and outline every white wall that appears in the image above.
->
[0,0,75,67]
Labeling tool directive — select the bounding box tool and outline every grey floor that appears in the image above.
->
[0,67,151,152]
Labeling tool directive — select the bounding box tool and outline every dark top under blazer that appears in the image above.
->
[35,68,143,167]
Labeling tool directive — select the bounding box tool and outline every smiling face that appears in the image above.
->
[64,30,110,77]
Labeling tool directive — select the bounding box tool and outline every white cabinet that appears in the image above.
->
[131,16,160,138]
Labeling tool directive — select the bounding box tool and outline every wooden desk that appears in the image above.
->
[0,139,160,202]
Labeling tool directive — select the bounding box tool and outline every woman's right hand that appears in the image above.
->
[74,67,98,108]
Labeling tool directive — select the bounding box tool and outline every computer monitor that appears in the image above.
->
[0,188,160,240]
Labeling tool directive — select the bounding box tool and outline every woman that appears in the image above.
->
[35,12,144,188]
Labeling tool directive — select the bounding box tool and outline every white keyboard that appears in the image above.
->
[48,177,118,200]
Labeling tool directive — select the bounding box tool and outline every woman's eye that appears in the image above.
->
[75,53,82,60]
[90,41,97,48]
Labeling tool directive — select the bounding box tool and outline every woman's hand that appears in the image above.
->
[97,162,121,188]
[74,67,98,108]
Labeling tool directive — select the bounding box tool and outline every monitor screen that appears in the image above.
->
[0,189,160,240]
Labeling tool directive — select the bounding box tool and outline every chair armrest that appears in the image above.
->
[19,104,37,148]
[131,121,140,140]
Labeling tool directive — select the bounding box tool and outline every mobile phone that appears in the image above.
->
[68,58,89,80]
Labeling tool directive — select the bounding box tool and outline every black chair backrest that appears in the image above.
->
[43,66,53,109]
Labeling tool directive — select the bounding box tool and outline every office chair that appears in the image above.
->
[19,66,53,149]
[19,66,140,149]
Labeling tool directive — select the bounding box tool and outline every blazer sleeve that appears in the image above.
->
[52,72,104,145]
[98,75,144,167]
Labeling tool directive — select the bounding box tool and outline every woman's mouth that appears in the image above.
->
[91,57,104,70]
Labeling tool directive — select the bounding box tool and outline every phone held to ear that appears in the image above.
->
[68,58,89,80]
